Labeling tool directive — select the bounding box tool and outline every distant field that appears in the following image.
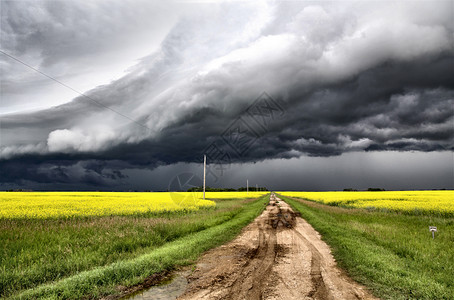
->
[203,191,268,199]
[279,190,454,216]
[0,191,266,219]
[0,192,269,299]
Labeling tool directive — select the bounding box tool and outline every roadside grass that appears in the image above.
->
[1,195,269,299]
[279,194,454,300]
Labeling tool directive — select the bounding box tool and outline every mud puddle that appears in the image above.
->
[124,271,190,300]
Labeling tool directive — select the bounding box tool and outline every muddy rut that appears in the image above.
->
[177,194,377,300]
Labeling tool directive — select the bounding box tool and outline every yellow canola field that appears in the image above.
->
[0,192,216,219]
[0,191,268,219]
[279,191,454,215]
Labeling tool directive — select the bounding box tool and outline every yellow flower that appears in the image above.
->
[0,192,215,219]
[278,190,454,215]
[0,191,268,219]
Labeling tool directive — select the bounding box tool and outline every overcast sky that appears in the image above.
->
[1,0,453,191]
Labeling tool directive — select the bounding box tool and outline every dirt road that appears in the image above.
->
[178,194,377,300]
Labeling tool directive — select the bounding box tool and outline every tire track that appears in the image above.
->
[292,226,329,299]
[225,207,278,299]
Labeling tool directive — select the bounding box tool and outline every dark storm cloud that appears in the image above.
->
[0,154,131,187]
[1,1,453,188]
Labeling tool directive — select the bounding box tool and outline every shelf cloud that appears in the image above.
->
[1,0,453,189]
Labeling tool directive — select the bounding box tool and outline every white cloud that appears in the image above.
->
[339,135,373,150]
[47,128,117,153]
[0,143,46,159]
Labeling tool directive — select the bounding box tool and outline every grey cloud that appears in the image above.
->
[0,0,453,188]
[0,0,183,112]
[1,0,178,64]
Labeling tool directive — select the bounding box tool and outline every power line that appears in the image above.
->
[0,50,149,130]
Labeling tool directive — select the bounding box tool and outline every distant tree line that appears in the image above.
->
[237,186,268,191]
[187,186,268,192]
[343,188,386,191]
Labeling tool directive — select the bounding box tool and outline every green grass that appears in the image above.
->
[1,195,269,299]
[279,194,454,300]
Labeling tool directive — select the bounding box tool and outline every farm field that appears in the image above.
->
[0,191,218,219]
[2,190,453,299]
[0,191,267,219]
[279,190,454,216]
[279,193,454,299]
[203,191,268,200]
[0,192,269,299]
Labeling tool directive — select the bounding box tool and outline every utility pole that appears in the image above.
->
[203,155,206,201]
[256,184,258,191]
[247,179,248,195]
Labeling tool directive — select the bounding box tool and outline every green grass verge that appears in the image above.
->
[3,195,268,299]
[279,194,454,300]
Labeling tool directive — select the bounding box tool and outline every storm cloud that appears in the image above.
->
[1,0,453,189]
